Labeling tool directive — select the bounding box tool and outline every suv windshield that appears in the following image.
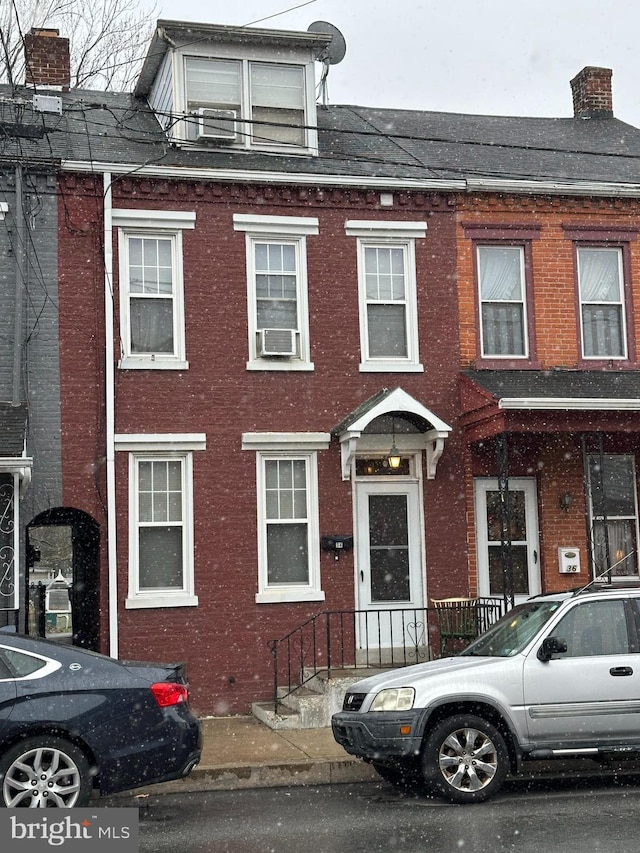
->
[460,600,563,657]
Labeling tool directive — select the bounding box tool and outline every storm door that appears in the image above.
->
[475,478,541,604]
[355,479,424,653]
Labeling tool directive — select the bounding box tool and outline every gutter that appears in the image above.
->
[60,161,640,199]
[498,398,640,410]
[103,173,118,658]
[61,160,465,192]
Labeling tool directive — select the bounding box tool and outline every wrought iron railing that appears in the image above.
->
[267,598,507,713]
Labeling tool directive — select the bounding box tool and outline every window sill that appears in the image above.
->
[474,358,541,370]
[256,589,325,604]
[246,359,314,371]
[119,358,189,371]
[359,362,423,373]
[125,594,199,609]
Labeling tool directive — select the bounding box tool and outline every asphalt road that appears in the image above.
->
[103,773,640,853]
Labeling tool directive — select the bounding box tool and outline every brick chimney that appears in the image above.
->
[23,28,71,90]
[570,66,613,118]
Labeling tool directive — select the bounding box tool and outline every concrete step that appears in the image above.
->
[253,667,388,730]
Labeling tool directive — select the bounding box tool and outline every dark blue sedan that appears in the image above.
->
[0,631,201,807]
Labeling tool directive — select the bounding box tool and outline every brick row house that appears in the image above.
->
[3,21,640,716]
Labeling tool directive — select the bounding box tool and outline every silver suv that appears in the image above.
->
[331,584,640,803]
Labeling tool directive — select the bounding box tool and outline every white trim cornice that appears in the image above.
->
[345,220,427,238]
[62,161,640,199]
[233,213,319,235]
[114,433,207,450]
[498,398,640,411]
[112,209,196,229]
[466,177,640,198]
[62,160,466,191]
[242,432,331,451]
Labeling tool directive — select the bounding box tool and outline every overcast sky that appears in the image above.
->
[155,0,640,126]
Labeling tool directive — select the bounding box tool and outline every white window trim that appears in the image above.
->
[119,433,204,609]
[113,208,195,371]
[177,53,319,155]
[243,432,329,604]
[234,214,318,371]
[478,244,529,360]
[345,220,426,373]
[578,246,628,361]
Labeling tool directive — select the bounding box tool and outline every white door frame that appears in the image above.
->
[354,471,426,649]
[474,477,541,604]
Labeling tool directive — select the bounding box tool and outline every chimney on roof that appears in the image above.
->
[23,28,70,90]
[570,66,613,118]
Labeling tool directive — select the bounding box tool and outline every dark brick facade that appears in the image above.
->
[57,176,464,713]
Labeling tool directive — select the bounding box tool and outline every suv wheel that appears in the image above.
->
[422,714,508,804]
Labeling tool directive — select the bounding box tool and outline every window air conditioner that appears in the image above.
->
[258,328,297,357]
[197,108,237,141]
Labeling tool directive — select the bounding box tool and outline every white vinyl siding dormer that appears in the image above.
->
[163,40,319,154]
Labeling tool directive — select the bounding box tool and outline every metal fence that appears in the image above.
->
[268,598,507,713]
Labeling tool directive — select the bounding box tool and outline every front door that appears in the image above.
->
[355,479,424,651]
[475,478,541,604]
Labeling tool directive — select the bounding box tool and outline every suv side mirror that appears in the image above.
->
[537,636,568,663]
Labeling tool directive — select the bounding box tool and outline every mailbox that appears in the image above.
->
[558,547,581,574]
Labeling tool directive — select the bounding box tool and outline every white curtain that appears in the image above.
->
[478,247,524,355]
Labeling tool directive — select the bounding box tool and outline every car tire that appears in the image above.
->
[421,714,508,804]
[0,735,93,808]
[371,759,425,793]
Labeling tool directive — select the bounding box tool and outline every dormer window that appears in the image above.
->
[137,21,329,156]
[184,57,307,149]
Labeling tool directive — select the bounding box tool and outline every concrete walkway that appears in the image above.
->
[144,716,376,795]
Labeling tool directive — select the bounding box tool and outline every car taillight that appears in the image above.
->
[151,682,188,707]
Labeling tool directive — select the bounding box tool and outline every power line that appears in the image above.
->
[242,1,318,28]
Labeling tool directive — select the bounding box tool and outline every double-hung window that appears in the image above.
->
[478,245,527,358]
[242,433,329,603]
[588,454,639,579]
[345,220,426,372]
[117,434,205,609]
[234,214,317,370]
[184,57,312,150]
[578,247,627,359]
[114,210,195,370]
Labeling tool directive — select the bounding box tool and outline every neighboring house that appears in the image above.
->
[457,69,640,608]
[3,21,640,716]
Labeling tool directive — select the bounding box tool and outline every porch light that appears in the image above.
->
[387,417,401,469]
[559,492,574,513]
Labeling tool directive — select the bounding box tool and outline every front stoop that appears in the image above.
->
[252,668,385,730]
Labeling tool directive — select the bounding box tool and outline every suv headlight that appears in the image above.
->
[370,687,415,712]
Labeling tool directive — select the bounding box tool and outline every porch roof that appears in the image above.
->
[460,370,640,441]
[0,403,28,456]
[332,387,451,481]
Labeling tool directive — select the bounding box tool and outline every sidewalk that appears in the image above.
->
[133,715,638,798]
[144,716,377,795]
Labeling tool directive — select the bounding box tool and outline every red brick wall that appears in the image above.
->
[458,194,640,599]
[58,177,464,714]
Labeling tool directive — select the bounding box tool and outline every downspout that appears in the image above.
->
[13,164,25,404]
[103,173,118,657]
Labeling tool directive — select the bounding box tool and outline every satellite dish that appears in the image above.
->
[307,21,347,65]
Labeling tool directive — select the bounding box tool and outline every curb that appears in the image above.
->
[131,758,378,796]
